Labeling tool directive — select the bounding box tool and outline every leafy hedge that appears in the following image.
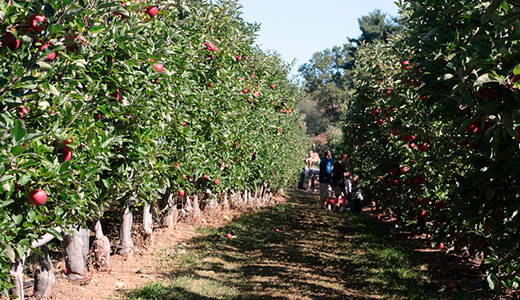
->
[343,0,520,292]
[0,0,307,294]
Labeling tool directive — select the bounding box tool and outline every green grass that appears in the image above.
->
[122,189,441,299]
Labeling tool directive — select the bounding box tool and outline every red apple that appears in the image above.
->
[214,178,219,184]
[207,83,214,87]
[153,63,163,73]
[64,35,76,52]
[3,32,21,51]
[236,54,242,61]
[226,233,232,239]
[178,190,185,197]
[30,189,47,206]
[400,166,409,173]
[62,146,72,162]
[242,89,249,94]
[275,229,280,233]
[29,14,46,32]
[144,6,158,18]
[515,126,520,142]
[373,109,381,116]
[401,60,410,70]
[204,42,216,51]
[41,44,56,61]
[18,106,29,118]
[409,142,416,149]
[270,84,275,89]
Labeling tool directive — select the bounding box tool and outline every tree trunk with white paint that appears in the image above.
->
[63,227,87,279]
[92,220,110,271]
[142,202,154,247]
[223,194,229,210]
[191,194,201,221]
[34,245,55,297]
[9,256,26,300]
[119,206,134,256]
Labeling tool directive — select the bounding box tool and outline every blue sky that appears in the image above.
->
[237,0,400,75]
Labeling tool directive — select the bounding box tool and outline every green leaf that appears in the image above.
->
[12,214,22,225]
[36,61,53,70]
[0,241,16,263]
[11,145,26,156]
[0,199,14,209]
[481,0,504,25]
[17,174,31,186]
[47,228,63,241]
[13,119,26,142]
[44,3,55,19]
[474,74,497,86]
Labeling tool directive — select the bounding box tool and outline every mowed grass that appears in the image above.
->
[122,189,440,300]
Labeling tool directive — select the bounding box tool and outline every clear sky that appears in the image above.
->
[237,0,400,75]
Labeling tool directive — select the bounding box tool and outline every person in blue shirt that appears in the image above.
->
[319,150,333,209]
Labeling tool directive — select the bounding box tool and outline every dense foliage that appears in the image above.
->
[342,0,520,292]
[0,0,307,294]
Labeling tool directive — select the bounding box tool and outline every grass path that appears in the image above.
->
[123,189,441,300]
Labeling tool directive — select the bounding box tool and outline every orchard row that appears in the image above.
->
[0,0,307,297]
[344,0,520,292]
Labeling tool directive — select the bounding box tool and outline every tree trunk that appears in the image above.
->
[34,245,55,297]
[119,206,134,256]
[206,197,218,217]
[161,192,175,228]
[92,220,110,271]
[223,194,229,210]
[191,194,201,221]
[10,256,26,300]
[63,227,87,279]
[244,189,249,206]
[142,202,154,247]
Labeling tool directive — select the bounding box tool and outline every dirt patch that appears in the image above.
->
[20,196,284,300]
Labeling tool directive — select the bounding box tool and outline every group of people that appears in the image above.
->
[300,150,363,212]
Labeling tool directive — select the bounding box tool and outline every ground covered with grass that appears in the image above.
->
[121,189,456,300]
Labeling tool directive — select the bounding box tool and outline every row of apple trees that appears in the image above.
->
[343,0,520,292]
[0,0,307,296]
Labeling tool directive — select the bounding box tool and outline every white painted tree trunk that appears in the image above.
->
[34,245,55,297]
[206,197,218,217]
[142,202,154,247]
[63,227,87,279]
[119,206,134,255]
[9,256,26,300]
[223,194,229,210]
[192,194,201,221]
[92,220,110,271]
[161,192,175,228]
[244,189,249,205]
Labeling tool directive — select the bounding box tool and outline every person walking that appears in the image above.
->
[331,154,349,212]
[306,151,320,192]
[319,150,333,209]
[342,170,352,212]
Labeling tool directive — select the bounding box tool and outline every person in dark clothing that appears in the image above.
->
[319,150,333,209]
[331,154,348,212]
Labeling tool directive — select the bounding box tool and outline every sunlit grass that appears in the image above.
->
[123,190,441,299]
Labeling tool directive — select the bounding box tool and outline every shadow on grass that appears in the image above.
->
[123,189,441,300]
